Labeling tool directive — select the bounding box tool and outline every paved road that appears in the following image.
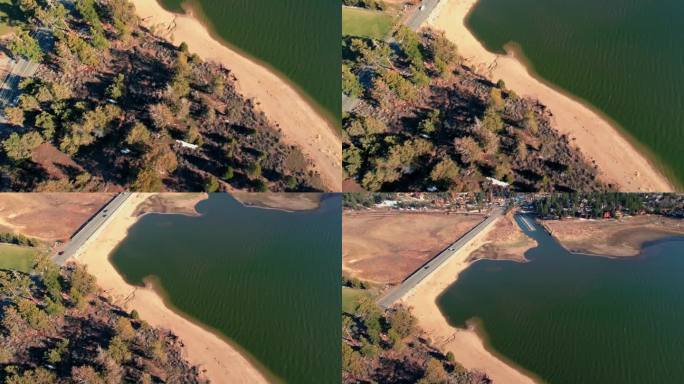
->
[405,0,442,31]
[377,206,504,309]
[53,193,132,266]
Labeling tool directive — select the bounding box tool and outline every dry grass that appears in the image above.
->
[342,210,483,284]
[0,193,113,241]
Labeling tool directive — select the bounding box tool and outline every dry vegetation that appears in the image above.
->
[342,25,604,192]
[0,259,206,383]
[343,210,483,284]
[0,0,322,192]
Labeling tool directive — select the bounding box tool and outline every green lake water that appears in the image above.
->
[157,0,340,123]
[467,0,684,188]
[109,194,341,384]
[437,215,684,383]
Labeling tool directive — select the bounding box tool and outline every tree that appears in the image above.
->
[2,131,43,161]
[132,167,163,192]
[115,317,135,341]
[388,306,416,338]
[223,166,234,181]
[342,64,362,97]
[203,175,219,192]
[70,365,106,384]
[446,351,455,362]
[5,368,56,384]
[284,175,297,190]
[149,103,175,130]
[430,158,459,186]
[489,88,505,111]
[246,161,262,179]
[482,105,503,132]
[35,112,56,141]
[211,75,225,98]
[45,339,69,364]
[126,122,152,147]
[69,264,96,306]
[418,358,449,384]
[106,74,125,100]
[8,29,43,61]
[3,106,25,126]
[17,299,50,332]
[454,137,482,165]
[107,336,131,363]
[523,108,539,134]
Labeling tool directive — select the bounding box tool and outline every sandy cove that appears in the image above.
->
[429,0,673,192]
[130,0,342,191]
[72,193,269,384]
[402,215,538,384]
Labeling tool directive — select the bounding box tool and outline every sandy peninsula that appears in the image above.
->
[130,0,342,192]
[231,192,323,212]
[401,214,538,384]
[428,0,673,192]
[543,215,684,257]
[73,193,269,384]
[469,211,537,262]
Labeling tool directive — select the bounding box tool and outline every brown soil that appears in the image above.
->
[31,143,84,179]
[342,210,484,285]
[470,211,536,262]
[230,192,322,211]
[544,215,684,257]
[0,193,113,241]
[134,193,208,216]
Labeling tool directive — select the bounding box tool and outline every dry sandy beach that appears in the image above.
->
[429,0,673,192]
[401,215,538,384]
[72,193,269,384]
[130,0,342,192]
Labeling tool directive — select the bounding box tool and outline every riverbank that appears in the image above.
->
[130,0,342,191]
[74,193,269,384]
[543,215,684,257]
[402,215,538,384]
[429,0,673,192]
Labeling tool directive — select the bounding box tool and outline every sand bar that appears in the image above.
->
[130,0,342,191]
[402,215,538,384]
[543,215,684,257]
[74,193,269,384]
[429,0,673,192]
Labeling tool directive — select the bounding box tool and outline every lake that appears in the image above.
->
[158,0,340,123]
[437,214,684,383]
[109,193,341,383]
[467,0,684,187]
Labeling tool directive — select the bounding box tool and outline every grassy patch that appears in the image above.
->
[342,6,394,40]
[0,243,38,272]
[342,286,370,313]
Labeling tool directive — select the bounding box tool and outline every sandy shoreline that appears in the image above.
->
[401,215,538,384]
[130,0,342,192]
[73,193,269,384]
[429,0,673,192]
